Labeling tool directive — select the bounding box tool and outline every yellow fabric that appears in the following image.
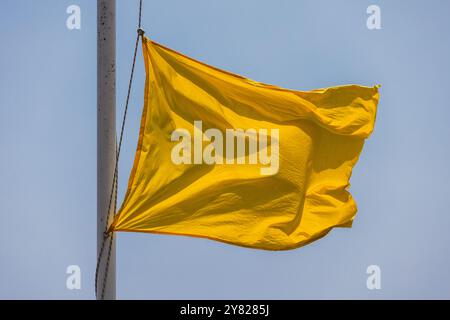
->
[110,36,380,250]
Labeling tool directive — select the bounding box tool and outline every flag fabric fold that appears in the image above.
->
[109,36,379,250]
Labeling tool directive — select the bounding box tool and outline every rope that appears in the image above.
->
[101,225,115,299]
[95,0,144,299]
[138,0,143,28]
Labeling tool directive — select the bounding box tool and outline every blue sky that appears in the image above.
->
[1,0,450,299]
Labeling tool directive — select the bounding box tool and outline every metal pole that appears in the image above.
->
[97,0,116,300]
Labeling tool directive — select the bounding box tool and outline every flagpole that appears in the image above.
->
[97,0,116,300]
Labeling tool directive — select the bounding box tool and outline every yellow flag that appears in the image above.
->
[110,36,380,250]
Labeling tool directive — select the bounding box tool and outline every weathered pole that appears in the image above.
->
[97,0,116,300]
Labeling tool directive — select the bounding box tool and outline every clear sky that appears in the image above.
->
[1,0,450,299]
